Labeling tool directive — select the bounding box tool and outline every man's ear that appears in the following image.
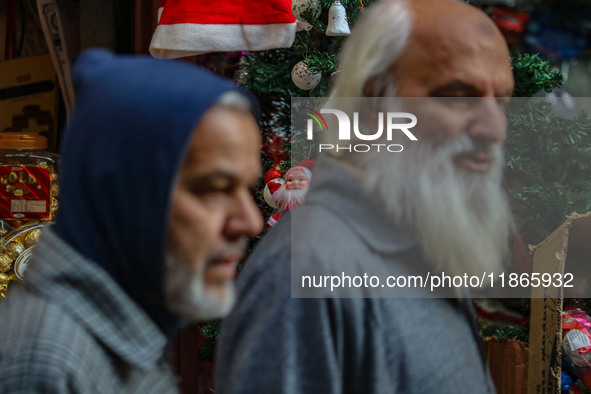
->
[362,72,396,98]
[362,76,379,97]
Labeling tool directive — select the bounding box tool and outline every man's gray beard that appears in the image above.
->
[274,185,309,211]
[357,134,515,277]
[164,252,235,322]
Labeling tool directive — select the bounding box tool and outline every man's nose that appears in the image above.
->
[467,98,507,145]
[224,190,263,239]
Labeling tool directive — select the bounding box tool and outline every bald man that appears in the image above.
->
[215,1,513,393]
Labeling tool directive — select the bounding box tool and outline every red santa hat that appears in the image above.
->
[150,0,297,58]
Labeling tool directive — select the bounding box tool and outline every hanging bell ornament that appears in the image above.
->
[326,1,351,36]
[291,61,322,90]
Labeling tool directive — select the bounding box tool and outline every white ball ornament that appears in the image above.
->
[291,61,321,90]
[292,0,321,22]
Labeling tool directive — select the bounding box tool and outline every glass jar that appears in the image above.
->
[0,133,59,228]
[0,222,45,297]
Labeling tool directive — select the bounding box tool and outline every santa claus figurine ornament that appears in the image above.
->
[264,160,316,228]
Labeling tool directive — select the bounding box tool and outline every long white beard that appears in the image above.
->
[358,134,514,277]
[273,184,309,211]
[164,252,235,322]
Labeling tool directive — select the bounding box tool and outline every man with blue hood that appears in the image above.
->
[0,49,263,393]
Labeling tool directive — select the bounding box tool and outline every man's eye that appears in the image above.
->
[192,187,216,196]
[447,96,476,105]
[190,184,232,196]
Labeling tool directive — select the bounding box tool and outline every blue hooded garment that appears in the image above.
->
[53,49,257,337]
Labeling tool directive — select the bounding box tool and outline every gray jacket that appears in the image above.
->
[215,157,496,394]
[0,229,178,393]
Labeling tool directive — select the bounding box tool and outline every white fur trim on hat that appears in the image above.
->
[150,23,296,59]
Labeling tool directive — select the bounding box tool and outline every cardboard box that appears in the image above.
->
[483,213,591,394]
[486,337,529,394]
[0,54,59,150]
[527,212,591,394]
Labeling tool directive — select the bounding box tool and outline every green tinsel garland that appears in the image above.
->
[506,54,591,243]
[511,53,563,98]
[199,321,221,361]
[481,324,530,343]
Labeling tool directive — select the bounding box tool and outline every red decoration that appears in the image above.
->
[150,0,296,58]
[263,134,290,166]
[264,168,283,185]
